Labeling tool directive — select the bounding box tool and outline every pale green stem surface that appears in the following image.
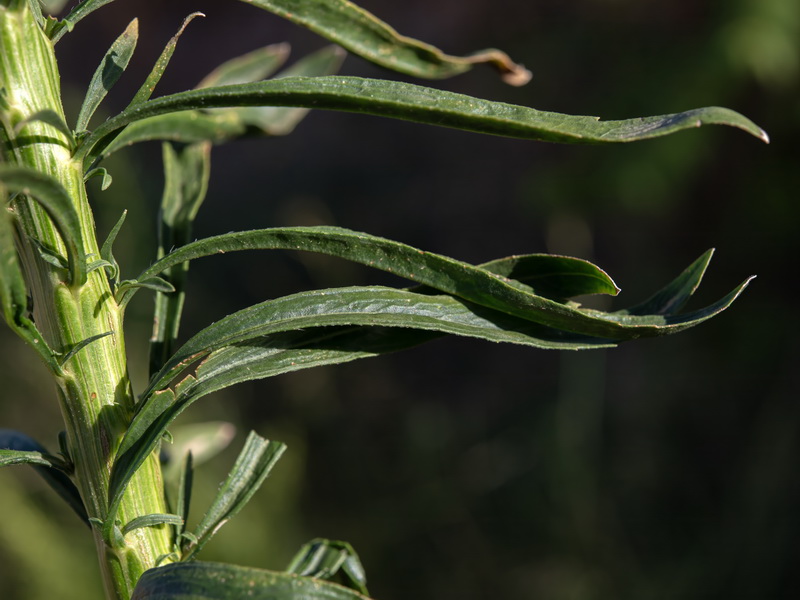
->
[1,2,173,598]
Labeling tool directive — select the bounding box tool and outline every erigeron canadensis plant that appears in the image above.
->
[0,0,768,598]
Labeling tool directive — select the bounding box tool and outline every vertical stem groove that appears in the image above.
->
[1,3,173,598]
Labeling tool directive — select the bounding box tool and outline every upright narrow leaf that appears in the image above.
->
[50,0,119,43]
[127,12,205,108]
[174,452,193,538]
[98,46,341,158]
[183,432,285,560]
[99,209,127,281]
[239,0,531,84]
[287,538,369,595]
[618,249,715,316]
[75,18,138,132]
[148,142,210,377]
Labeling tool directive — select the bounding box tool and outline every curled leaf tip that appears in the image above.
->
[467,49,532,86]
[177,12,205,35]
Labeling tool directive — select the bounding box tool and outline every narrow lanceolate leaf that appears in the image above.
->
[287,539,369,595]
[113,249,747,509]
[0,165,87,286]
[238,0,531,85]
[1,188,60,372]
[216,45,346,137]
[59,331,113,366]
[99,208,127,280]
[131,561,373,600]
[196,43,290,89]
[618,249,714,316]
[148,142,210,377]
[99,46,343,158]
[76,76,769,165]
[130,227,747,342]
[127,13,205,108]
[105,387,178,536]
[75,18,138,132]
[183,432,285,560]
[50,0,119,43]
[174,452,193,537]
[0,429,88,525]
[143,285,617,401]
[111,295,616,508]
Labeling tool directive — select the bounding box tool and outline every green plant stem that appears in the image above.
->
[1,2,172,598]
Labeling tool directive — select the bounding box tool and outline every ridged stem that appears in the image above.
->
[1,2,173,598]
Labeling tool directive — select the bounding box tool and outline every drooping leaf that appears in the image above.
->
[75,18,138,132]
[0,429,88,525]
[127,12,205,108]
[1,187,60,372]
[116,276,176,300]
[87,258,114,273]
[84,166,113,190]
[182,432,285,560]
[76,75,768,166]
[98,46,343,159]
[50,0,119,43]
[131,561,373,599]
[148,142,210,377]
[287,538,369,595]
[128,226,748,343]
[238,0,531,84]
[121,513,184,536]
[13,109,75,148]
[0,165,87,286]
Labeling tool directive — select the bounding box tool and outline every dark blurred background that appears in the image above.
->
[1,1,798,598]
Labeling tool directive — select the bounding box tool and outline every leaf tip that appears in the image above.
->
[501,64,532,87]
